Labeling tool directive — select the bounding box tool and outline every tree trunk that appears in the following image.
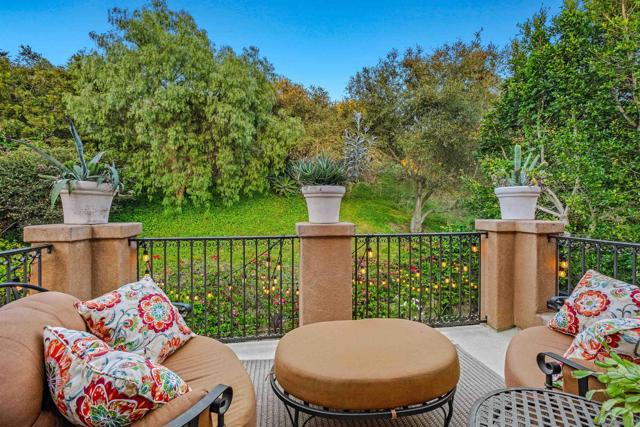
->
[410,193,424,233]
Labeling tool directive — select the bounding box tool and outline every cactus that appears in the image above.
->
[506,144,542,186]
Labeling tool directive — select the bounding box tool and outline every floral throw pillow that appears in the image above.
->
[564,318,640,363]
[549,270,640,336]
[44,326,189,427]
[76,276,194,363]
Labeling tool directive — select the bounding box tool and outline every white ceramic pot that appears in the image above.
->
[59,180,115,224]
[301,185,346,224]
[494,186,541,220]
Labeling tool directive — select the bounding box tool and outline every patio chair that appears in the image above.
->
[503,295,602,398]
[0,284,257,427]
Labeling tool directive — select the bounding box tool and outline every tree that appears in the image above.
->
[66,1,302,208]
[348,35,501,231]
[0,46,74,145]
[476,0,640,240]
[275,78,349,158]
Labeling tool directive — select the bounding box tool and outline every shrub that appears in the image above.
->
[0,146,70,241]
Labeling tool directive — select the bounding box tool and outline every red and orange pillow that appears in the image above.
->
[44,326,189,426]
[549,270,640,336]
[75,276,194,363]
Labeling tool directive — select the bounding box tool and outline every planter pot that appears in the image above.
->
[59,180,115,225]
[494,186,541,220]
[301,185,346,224]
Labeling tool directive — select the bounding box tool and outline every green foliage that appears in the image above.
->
[269,175,298,197]
[348,33,501,232]
[66,1,303,209]
[0,146,70,241]
[275,78,351,158]
[289,155,347,186]
[474,1,640,240]
[0,46,74,145]
[14,123,122,207]
[575,351,640,427]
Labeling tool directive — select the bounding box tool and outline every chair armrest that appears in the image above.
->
[165,384,233,427]
[537,352,595,397]
[172,302,193,318]
[547,295,568,311]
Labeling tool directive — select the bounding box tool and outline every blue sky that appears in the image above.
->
[1,0,563,99]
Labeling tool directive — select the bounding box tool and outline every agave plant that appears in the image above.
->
[289,155,347,186]
[504,144,545,186]
[20,122,122,207]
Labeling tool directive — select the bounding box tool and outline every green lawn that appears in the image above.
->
[112,179,473,237]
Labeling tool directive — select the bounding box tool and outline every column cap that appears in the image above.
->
[296,222,355,237]
[91,223,142,239]
[475,219,565,234]
[24,224,92,243]
[24,222,143,243]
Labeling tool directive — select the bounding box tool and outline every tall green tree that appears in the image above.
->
[67,1,302,208]
[348,35,501,231]
[0,46,74,145]
[476,0,640,240]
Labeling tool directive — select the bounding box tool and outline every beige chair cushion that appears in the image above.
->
[274,318,459,411]
[504,325,604,397]
[135,335,257,427]
[0,292,85,427]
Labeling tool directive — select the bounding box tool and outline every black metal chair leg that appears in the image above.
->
[443,395,454,427]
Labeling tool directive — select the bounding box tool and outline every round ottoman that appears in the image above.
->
[271,318,459,426]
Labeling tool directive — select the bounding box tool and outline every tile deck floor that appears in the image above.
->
[228,324,519,378]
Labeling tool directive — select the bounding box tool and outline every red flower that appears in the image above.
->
[157,336,183,363]
[551,304,579,335]
[137,293,175,333]
[71,336,110,359]
[45,338,72,398]
[75,377,155,426]
[630,289,640,308]
[574,290,611,317]
[85,317,113,342]
[81,291,122,312]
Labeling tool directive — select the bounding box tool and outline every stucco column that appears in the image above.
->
[297,222,355,325]
[23,222,142,300]
[91,223,142,297]
[476,220,565,330]
[24,224,93,300]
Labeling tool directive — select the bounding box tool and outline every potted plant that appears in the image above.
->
[495,144,544,220]
[21,123,122,224]
[290,155,347,223]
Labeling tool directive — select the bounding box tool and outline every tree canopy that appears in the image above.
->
[348,34,501,231]
[475,0,640,240]
[66,1,303,208]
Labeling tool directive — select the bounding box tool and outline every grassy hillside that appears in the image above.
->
[112,179,473,237]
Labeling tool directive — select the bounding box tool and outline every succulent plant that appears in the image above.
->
[289,155,347,186]
[505,144,544,186]
[17,122,122,207]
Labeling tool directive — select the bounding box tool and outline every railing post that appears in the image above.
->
[475,220,565,330]
[23,223,142,299]
[296,222,355,325]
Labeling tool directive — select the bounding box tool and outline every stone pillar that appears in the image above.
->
[91,223,142,297]
[476,220,565,330]
[23,223,142,299]
[297,222,355,325]
[24,225,93,300]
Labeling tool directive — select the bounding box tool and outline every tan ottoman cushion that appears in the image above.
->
[274,318,459,410]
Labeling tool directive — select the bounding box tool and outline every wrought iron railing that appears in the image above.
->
[552,235,639,295]
[352,232,483,326]
[0,244,52,306]
[132,236,299,342]
[132,232,484,341]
